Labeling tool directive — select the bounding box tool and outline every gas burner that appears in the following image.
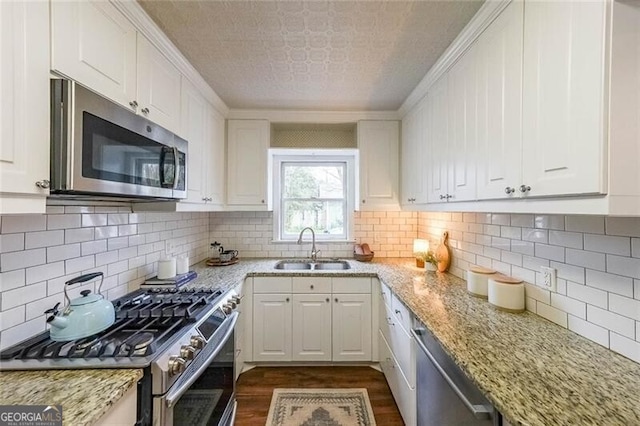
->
[128,332,155,351]
[75,336,101,351]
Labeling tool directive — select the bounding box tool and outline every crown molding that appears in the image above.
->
[111,0,229,116]
[398,0,513,118]
[227,109,400,123]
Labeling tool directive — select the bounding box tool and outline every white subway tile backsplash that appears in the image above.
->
[510,214,534,228]
[0,270,25,292]
[2,282,47,311]
[492,214,510,226]
[565,248,606,271]
[565,216,605,234]
[566,282,608,309]
[586,270,633,298]
[584,234,630,256]
[81,240,107,256]
[26,262,65,285]
[1,248,46,272]
[551,293,586,319]
[605,217,640,238]
[534,215,564,230]
[510,240,534,256]
[107,213,129,225]
[65,227,95,244]
[95,226,118,239]
[537,302,568,327]
[47,214,81,230]
[0,233,24,253]
[587,305,635,338]
[47,244,80,263]
[0,317,45,350]
[65,255,95,274]
[522,228,548,244]
[606,254,640,280]
[568,315,609,347]
[82,214,107,228]
[0,306,25,330]
[25,230,64,250]
[525,283,551,304]
[609,294,640,321]
[609,333,640,363]
[534,243,564,262]
[550,261,585,284]
[1,216,46,233]
[549,231,583,249]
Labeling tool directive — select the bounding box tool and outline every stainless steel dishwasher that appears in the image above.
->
[411,317,501,426]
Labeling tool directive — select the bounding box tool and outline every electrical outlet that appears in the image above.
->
[540,266,557,292]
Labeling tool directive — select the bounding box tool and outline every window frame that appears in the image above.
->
[269,149,359,243]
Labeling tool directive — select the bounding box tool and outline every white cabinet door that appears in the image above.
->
[425,75,449,203]
[206,107,226,206]
[476,0,524,200]
[447,46,477,202]
[234,281,245,381]
[180,78,207,204]
[358,121,400,210]
[51,0,136,110]
[137,35,181,134]
[0,0,49,214]
[292,294,332,361]
[227,120,269,207]
[253,294,292,362]
[332,294,372,361]
[522,0,606,197]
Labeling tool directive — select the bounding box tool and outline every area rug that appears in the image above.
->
[173,389,222,426]
[266,388,377,426]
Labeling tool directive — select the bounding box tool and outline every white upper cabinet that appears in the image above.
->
[207,107,226,206]
[0,0,50,214]
[227,119,270,208]
[358,121,400,210]
[476,0,524,200]
[51,0,137,111]
[180,78,208,204]
[446,46,477,202]
[521,0,606,197]
[136,35,181,134]
[401,100,427,206]
[425,74,449,203]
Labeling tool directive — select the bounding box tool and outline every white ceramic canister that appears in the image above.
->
[158,257,177,279]
[176,256,189,275]
[466,265,496,298]
[488,275,525,313]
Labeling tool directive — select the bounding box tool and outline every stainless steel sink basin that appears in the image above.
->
[274,260,351,270]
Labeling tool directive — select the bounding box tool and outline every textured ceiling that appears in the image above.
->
[139,0,484,111]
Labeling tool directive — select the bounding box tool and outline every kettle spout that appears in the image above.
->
[47,315,69,330]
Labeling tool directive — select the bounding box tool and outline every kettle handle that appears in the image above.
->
[64,272,105,306]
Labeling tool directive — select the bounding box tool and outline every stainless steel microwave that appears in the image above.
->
[50,79,187,200]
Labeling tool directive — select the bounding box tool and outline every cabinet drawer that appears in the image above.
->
[292,277,332,293]
[379,331,416,426]
[379,281,392,307]
[253,277,292,293]
[332,277,371,294]
[379,301,415,386]
[391,294,412,334]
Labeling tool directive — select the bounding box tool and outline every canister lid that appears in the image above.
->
[491,274,523,284]
[469,265,496,275]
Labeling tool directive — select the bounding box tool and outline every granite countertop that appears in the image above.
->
[0,369,142,426]
[188,257,640,426]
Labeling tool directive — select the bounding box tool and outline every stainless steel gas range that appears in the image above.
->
[0,286,241,426]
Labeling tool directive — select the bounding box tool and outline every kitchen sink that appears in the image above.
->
[274,260,351,270]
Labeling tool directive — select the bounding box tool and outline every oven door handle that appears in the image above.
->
[165,311,238,408]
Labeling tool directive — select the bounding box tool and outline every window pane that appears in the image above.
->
[283,200,344,237]
[283,165,344,199]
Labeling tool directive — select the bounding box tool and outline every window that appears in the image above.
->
[270,149,358,242]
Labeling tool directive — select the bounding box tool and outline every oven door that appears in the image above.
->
[153,312,238,426]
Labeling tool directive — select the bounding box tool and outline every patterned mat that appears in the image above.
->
[266,388,377,426]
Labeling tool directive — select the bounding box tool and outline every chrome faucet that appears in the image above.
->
[297,227,320,262]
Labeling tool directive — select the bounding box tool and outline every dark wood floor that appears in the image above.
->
[235,366,404,425]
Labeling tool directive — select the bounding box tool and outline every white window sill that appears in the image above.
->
[270,239,356,244]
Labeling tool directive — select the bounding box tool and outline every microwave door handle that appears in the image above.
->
[172,146,180,190]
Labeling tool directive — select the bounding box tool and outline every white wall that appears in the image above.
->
[0,206,210,349]
[419,211,640,363]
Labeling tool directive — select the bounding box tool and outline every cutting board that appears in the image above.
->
[436,231,450,272]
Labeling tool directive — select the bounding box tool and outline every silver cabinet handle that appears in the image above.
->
[141,107,150,115]
[35,180,50,189]
[439,194,446,200]
[445,194,453,200]
[519,185,531,193]
[505,186,515,194]
[129,100,138,109]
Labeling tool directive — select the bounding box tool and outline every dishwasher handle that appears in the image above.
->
[411,327,492,420]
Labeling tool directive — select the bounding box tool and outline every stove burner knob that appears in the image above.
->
[180,345,196,360]
[190,336,205,349]
[226,300,237,309]
[222,304,233,315]
[168,356,186,376]
[230,296,242,305]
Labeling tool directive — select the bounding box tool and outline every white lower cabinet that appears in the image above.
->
[250,277,373,363]
[379,331,416,426]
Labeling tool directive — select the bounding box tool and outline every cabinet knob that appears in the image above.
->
[519,185,531,193]
[35,180,50,189]
[334,298,338,303]
[286,297,290,302]
[310,285,314,290]
[362,199,365,204]
[141,107,150,115]
[505,186,515,194]
[129,100,138,109]
[326,298,330,303]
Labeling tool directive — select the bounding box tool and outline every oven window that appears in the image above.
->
[82,112,183,189]
[173,329,235,425]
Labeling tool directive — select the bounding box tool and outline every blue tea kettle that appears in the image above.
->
[45,272,115,341]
